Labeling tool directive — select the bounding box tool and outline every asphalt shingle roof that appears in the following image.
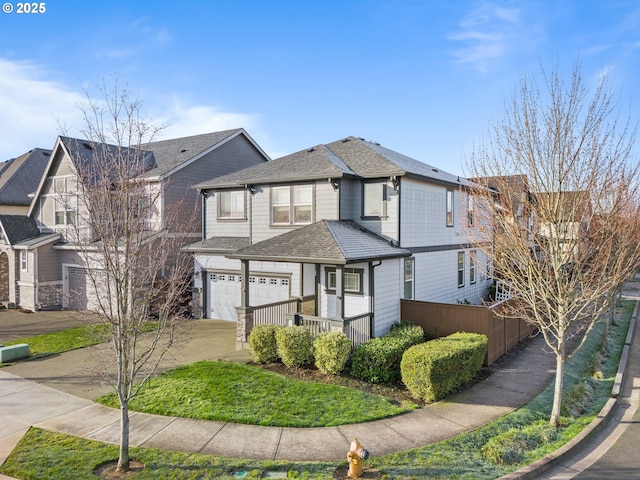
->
[183,236,250,253]
[144,129,243,177]
[0,215,41,244]
[227,220,411,264]
[60,129,244,180]
[195,136,470,190]
[0,148,51,206]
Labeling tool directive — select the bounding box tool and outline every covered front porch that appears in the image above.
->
[226,220,411,349]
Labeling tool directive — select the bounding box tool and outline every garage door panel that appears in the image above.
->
[207,271,290,321]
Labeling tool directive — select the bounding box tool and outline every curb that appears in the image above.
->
[497,300,639,480]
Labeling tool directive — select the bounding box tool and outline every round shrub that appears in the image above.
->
[275,326,314,368]
[313,331,351,375]
[248,324,282,364]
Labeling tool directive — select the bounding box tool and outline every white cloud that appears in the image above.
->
[0,58,85,159]
[157,101,259,140]
[0,58,274,160]
[448,1,538,73]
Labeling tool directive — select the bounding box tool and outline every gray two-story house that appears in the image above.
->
[10,128,269,311]
[187,136,493,345]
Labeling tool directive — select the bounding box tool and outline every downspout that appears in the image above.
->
[201,190,208,239]
[396,177,401,247]
[370,261,382,338]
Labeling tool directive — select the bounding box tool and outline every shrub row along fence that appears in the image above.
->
[400,298,533,365]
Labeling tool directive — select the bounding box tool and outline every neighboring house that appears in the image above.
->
[535,190,592,258]
[186,136,493,346]
[9,128,269,311]
[0,148,51,214]
[0,148,53,305]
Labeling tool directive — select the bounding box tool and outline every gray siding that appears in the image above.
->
[37,243,60,282]
[165,134,268,234]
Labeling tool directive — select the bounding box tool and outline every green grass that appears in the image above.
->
[3,321,159,358]
[1,301,634,479]
[4,324,111,356]
[96,360,413,427]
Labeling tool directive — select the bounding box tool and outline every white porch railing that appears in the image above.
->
[285,312,373,346]
[250,297,373,346]
[253,298,300,327]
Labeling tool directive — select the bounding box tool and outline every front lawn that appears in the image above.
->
[96,360,415,427]
[3,322,159,358]
[4,324,110,356]
[1,301,633,479]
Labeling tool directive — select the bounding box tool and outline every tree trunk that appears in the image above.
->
[549,338,565,427]
[117,401,130,472]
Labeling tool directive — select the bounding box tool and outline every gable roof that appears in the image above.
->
[0,215,41,244]
[29,129,266,217]
[183,236,251,254]
[226,220,411,264]
[143,128,269,178]
[0,148,51,206]
[195,136,469,190]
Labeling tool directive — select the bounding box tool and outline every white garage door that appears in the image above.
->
[206,272,291,321]
[67,267,106,311]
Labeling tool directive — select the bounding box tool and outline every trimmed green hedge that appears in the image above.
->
[401,332,487,402]
[350,322,425,384]
[248,324,283,364]
[313,331,351,375]
[275,326,314,368]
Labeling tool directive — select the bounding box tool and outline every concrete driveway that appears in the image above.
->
[0,309,249,400]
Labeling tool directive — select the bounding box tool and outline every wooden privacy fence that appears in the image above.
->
[400,299,533,365]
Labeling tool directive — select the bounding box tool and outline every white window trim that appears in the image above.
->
[20,251,27,272]
[458,251,465,288]
[362,181,387,219]
[218,190,246,220]
[447,189,454,227]
[270,184,314,226]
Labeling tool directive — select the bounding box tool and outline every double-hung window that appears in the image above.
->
[467,194,474,226]
[271,185,313,225]
[20,251,27,272]
[218,190,246,219]
[446,189,454,226]
[326,267,364,294]
[363,182,386,218]
[404,258,414,299]
[53,176,77,226]
[458,251,465,287]
[470,250,477,284]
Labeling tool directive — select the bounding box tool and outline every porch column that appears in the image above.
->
[335,266,344,320]
[315,264,321,316]
[236,259,253,350]
[240,259,250,307]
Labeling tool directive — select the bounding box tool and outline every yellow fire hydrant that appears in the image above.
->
[346,437,369,478]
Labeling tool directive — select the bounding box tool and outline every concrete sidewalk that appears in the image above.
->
[0,328,556,463]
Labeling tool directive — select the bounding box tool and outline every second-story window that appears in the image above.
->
[271,185,313,225]
[53,176,77,226]
[446,189,454,226]
[363,182,386,218]
[218,190,245,220]
[467,194,474,226]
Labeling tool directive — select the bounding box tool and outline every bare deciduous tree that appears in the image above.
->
[61,80,195,471]
[467,61,640,427]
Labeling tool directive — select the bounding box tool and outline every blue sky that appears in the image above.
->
[1,0,639,175]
